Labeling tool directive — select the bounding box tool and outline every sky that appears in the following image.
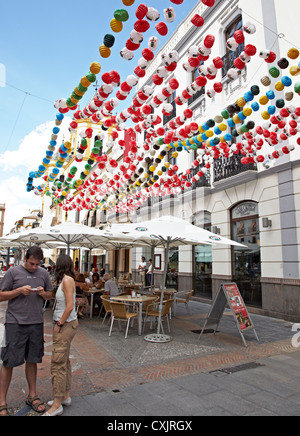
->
[0,0,199,234]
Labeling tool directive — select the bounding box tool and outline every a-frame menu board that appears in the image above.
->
[199,283,259,347]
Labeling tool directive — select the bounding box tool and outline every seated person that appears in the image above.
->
[89,272,104,315]
[103,273,119,297]
[90,272,103,289]
[75,273,90,318]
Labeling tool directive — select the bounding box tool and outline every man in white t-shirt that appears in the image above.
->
[138,257,147,285]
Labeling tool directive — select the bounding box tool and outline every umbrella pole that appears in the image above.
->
[150,245,155,292]
[144,237,172,343]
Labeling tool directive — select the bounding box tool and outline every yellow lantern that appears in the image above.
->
[149,166,156,173]
[287,48,299,60]
[259,95,269,105]
[206,130,214,138]
[110,18,123,33]
[275,81,285,91]
[157,170,163,176]
[90,62,101,75]
[233,114,241,124]
[165,162,170,169]
[81,77,91,87]
[99,45,111,58]
[243,107,252,117]
[122,0,135,5]
[218,123,227,131]
[236,97,246,107]
[198,126,205,134]
[172,152,178,158]
[261,111,270,120]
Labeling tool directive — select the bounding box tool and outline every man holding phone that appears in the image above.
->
[0,246,53,415]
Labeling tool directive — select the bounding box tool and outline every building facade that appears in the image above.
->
[107,0,300,321]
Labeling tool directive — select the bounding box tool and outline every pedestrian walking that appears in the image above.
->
[44,254,78,417]
[0,246,53,416]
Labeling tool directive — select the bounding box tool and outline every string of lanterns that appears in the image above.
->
[26,0,300,216]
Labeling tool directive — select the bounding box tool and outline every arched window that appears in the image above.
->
[231,201,262,307]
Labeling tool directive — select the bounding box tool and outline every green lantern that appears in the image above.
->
[85,72,97,83]
[295,82,300,93]
[114,9,129,22]
[269,67,280,78]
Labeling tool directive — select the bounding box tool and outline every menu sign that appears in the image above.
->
[223,283,253,332]
[199,283,259,347]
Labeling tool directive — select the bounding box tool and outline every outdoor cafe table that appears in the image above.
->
[110,294,157,336]
[84,287,103,319]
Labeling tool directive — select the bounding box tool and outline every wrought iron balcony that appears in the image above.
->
[188,86,205,106]
[213,152,257,183]
[221,44,245,78]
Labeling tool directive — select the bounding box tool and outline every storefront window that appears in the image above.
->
[166,247,178,289]
[193,212,212,298]
[231,202,262,307]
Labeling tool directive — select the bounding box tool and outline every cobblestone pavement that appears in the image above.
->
[0,300,298,416]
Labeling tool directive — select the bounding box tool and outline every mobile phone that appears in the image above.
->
[32,288,38,292]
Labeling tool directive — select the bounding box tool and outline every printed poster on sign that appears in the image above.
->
[223,283,253,331]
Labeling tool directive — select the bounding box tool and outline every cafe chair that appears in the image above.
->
[108,301,138,339]
[143,299,173,334]
[174,290,194,315]
[99,295,112,329]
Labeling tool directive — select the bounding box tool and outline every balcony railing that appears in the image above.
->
[188,86,205,106]
[221,44,245,78]
[213,152,257,183]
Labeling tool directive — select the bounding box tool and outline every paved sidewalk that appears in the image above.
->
[0,299,299,416]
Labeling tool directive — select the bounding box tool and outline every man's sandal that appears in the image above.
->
[0,405,10,416]
[25,396,46,413]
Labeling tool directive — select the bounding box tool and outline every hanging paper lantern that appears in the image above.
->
[204,34,215,49]
[164,7,176,23]
[213,82,223,93]
[142,48,154,61]
[201,0,215,6]
[244,44,257,56]
[234,30,245,44]
[243,22,256,34]
[114,9,129,22]
[99,45,111,58]
[287,48,299,60]
[134,20,150,33]
[136,3,148,19]
[156,22,168,36]
[191,14,204,27]
[110,18,123,33]
[103,34,115,48]
[265,51,276,63]
[90,62,101,75]
[278,58,289,69]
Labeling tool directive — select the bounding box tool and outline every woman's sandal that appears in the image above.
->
[25,395,46,413]
[0,405,10,416]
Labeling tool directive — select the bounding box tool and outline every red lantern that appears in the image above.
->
[202,0,215,6]
[156,22,168,36]
[191,14,204,27]
[213,82,223,93]
[142,48,154,61]
[213,56,223,69]
[126,39,140,51]
[204,34,215,49]
[134,20,150,33]
[134,66,146,78]
[152,74,164,85]
[265,51,276,63]
[244,44,257,56]
[188,57,200,68]
[234,30,245,44]
[234,58,246,70]
[169,78,179,90]
[136,3,148,19]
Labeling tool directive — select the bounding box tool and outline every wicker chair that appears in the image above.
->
[174,290,194,315]
[108,301,138,339]
[99,295,112,328]
[143,299,173,334]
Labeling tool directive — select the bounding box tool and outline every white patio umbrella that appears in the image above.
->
[111,216,247,343]
[11,222,132,255]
